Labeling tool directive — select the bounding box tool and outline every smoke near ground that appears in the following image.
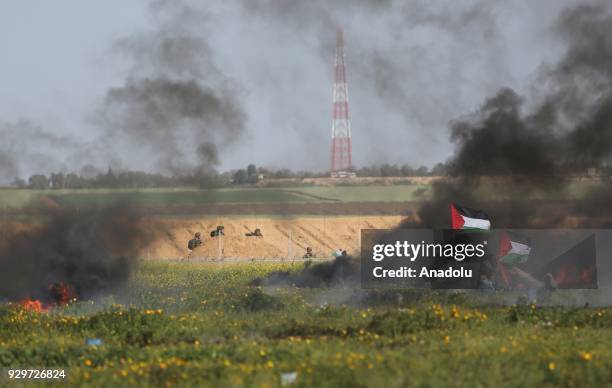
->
[251,256,360,288]
[251,256,372,306]
[0,205,153,302]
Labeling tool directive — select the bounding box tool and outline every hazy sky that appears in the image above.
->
[0,0,584,181]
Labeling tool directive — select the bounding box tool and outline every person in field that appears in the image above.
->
[210,225,225,237]
[303,247,314,258]
[245,228,263,237]
[187,232,203,259]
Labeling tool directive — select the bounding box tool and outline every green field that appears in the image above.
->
[0,189,40,209]
[0,185,432,209]
[1,180,607,211]
[2,262,612,387]
[0,180,610,209]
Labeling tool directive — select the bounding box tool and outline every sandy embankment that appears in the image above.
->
[141,215,404,260]
[0,215,405,260]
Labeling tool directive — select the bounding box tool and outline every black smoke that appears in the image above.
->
[98,0,246,176]
[251,256,360,288]
[100,77,245,174]
[413,1,612,229]
[0,205,153,302]
[197,142,220,166]
[252,2,612,302]
[1,1,248,183]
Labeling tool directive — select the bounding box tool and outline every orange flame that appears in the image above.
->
[48,282,77,305]
[16,282,77,312]
[18,299,47,312]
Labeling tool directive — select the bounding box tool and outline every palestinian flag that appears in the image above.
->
[450,203,491,231]
[498,231,531,265]
[537,235,597,289]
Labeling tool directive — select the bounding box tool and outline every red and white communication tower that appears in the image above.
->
[330,28,355,178]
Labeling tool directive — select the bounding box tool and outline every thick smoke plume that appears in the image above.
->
[412,1,612,229]
[0,205,152,302]
[98,1,246,175]
[100,77,245,174]
[0,1,247,184]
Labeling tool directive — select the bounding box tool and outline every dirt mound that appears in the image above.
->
[139,215,403,260]
[1,215,403,260]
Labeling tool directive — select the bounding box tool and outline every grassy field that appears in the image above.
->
[0,189,40,209]
[2,262,612,387]
[2,180,608,211]
[0,186,431,210]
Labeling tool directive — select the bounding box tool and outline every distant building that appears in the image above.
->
[330,171,356,178]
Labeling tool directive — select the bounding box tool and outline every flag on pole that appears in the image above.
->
[450,203,491,230]
[498,231,531,265]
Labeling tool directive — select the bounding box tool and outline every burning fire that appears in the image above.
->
[48,282,77,305]
[18,299,46,312]
[16,282,77,312]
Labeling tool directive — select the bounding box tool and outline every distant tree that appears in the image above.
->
[273,169,293,179]
[50,172,66,189]
[64,173,84,189]
[246,164,259,184]
[192,169,222,188]
[400,164,415,176]
[380,164,401,177]
[12,177,27,188]
[415,166,429,176]
[96,168,118,188]
[107,167,116,184]
[247,164,257,177]
[233,169,247,185]
[356,165,378,177]
[430,162,448,176]
[28,174,49,189]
